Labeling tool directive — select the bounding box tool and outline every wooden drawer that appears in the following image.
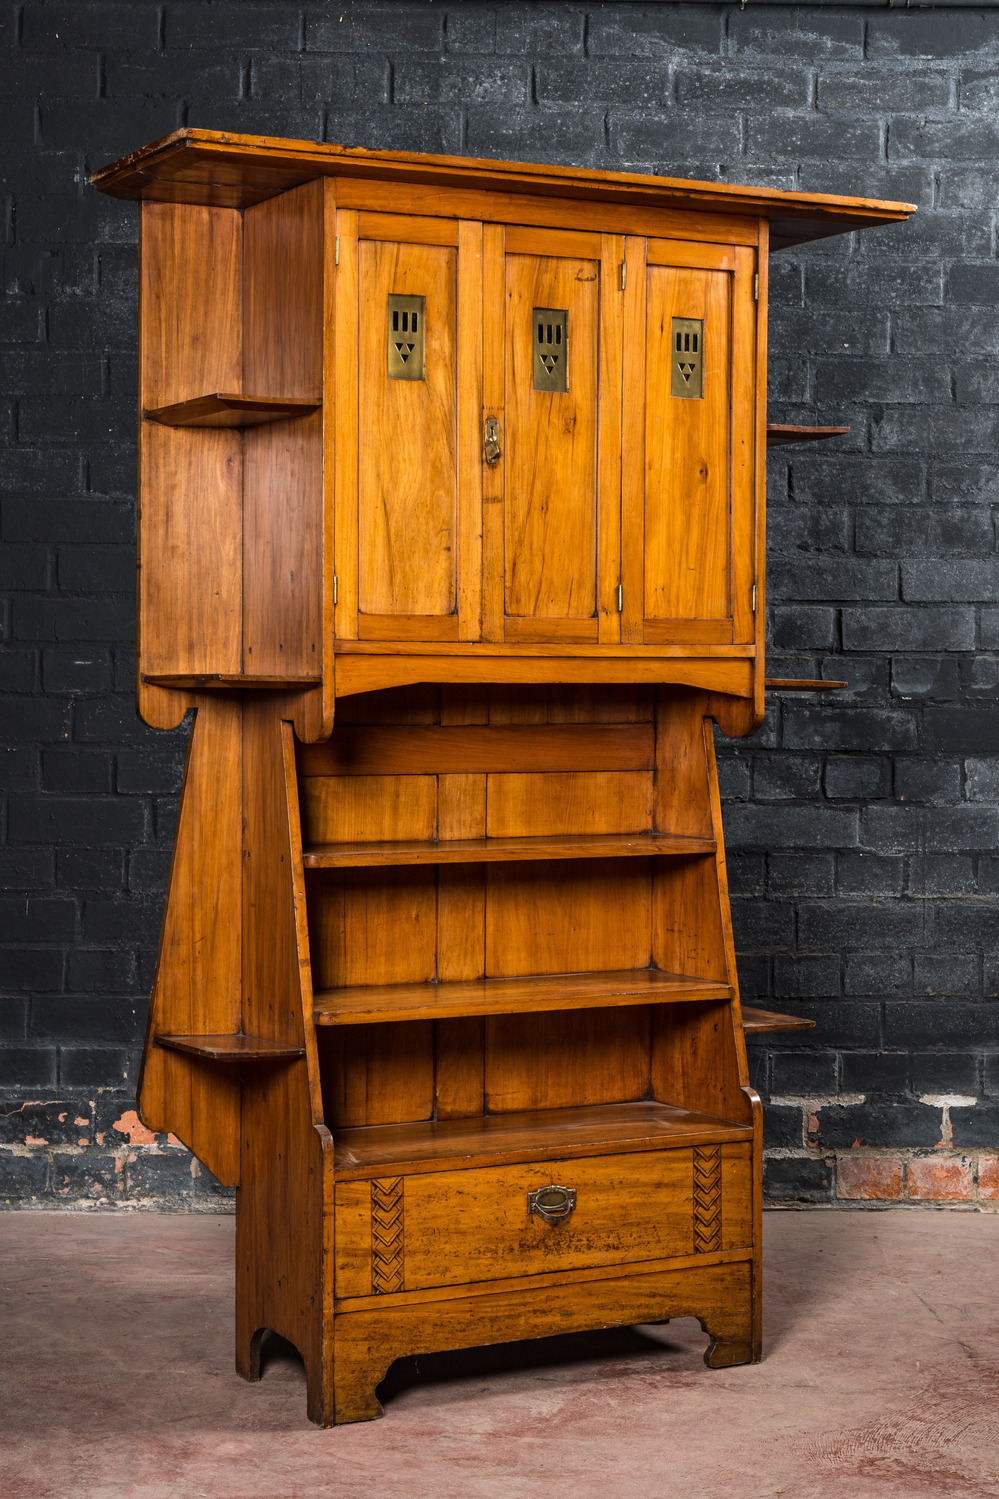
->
[334,1143,752,1299]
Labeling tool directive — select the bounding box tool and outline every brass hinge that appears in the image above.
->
[335,237,340,266]
[333,574,338,605]
[620,261,627,291]
[617,582,624,613]
[753,273,759,301]
[751,583,757,612]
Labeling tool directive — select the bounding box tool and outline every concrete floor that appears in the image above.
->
[3,1211,999,1499]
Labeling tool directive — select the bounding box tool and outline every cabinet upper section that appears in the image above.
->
[92,132,914,741]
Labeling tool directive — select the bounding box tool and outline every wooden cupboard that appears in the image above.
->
[92,131,912,1425]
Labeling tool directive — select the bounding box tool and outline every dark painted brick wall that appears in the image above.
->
[3,1,999,1206]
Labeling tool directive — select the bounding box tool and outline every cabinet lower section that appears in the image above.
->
[328,1258,756,1425]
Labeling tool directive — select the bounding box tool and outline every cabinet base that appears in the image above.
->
[273,1258,757,1427]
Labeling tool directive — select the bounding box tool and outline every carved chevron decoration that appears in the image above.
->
[693,1146,723,1254]
[371,1177,405,1294]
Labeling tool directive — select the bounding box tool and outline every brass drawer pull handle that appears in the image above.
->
[528,1183,576,1224]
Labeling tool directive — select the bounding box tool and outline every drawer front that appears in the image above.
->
[334,1143,752,1299]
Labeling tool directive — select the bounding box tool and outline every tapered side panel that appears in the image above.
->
[138,202,243,728]
[236,703,334,1421]
[242,180,326,741]
[137,697,242,1183]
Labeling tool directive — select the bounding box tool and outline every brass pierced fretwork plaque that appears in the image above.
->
[671,317,703,399]
[387,294,425,380]
[533,307,568,392]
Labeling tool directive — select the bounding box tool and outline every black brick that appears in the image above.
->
[840,1051,909,1096]
[763,1156,834,1204]
[813,1101,941,1149]
[951,1104,999,1148]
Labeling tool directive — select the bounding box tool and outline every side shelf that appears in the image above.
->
[144,393,322,428]
[155,1033,306,1060]
[741,1008,816,1033]
[142,674,322,690]
[766,424,850,447]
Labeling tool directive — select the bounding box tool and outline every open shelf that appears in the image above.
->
[333,1099,753,1179]
[766,424,850,448]
[742,1008,816,1034]
[314,968,733,1026]
[142,673,322,690]
[765,678,847,692]
[154,1033,305,1061]
[303,831,715,870]
[143,393,322,429]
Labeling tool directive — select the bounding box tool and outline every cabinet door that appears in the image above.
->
[333,212,482,643]
[621,238,758,648]
[482,228,623,645]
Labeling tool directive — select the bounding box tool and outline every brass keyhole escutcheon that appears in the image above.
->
[483,416,501,465]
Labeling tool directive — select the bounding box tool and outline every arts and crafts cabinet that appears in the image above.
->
[91,132,912,1425]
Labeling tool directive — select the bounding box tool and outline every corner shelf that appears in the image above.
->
[766,424,850,448]
[765,679,847,692]
[142,673,322,690]
[144,393,321,429]
[154,1033,305,1061]
[303,831,715,870]
[333,1099,754,1179]
[314,968,733,1026]
[741,1008,816,1034]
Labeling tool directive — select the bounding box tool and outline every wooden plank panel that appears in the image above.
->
[457,219,483,641]
[434,1015,485,1121]
[242,181,325,681]
[731,245,758,648]
[485,1007,651,1112]
[308,867,438,989]
[319,1022,435,1129]
[297,723,654,776]
[485,771,653,837]
[357,212,458,245]
[646,241,736,270]
[139,203,243,688]
[333,209,359,640]
[481,223,506,643]
[332,655,754,697]
[357,236,458,620]
[644,260,731,624]
[619,235,647,643]
[504,252,598,622]
[598,233,624,645]
[300,773,437,844]
[503,226,601,259]
[485,858,652,977]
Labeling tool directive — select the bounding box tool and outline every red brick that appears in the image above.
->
[836,1155,903,1200]
[908,1155,973,1201]
[977,1157,999,1201]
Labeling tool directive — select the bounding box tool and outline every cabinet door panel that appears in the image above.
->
[623,238,757,649]
[645,263,731,625]
[357,238,458,623]
[503,253,599,631]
